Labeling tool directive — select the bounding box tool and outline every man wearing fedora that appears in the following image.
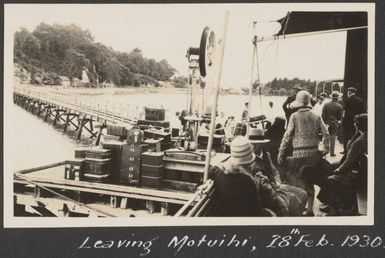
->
[342,87,365,153]
[209,136,289,216]
[249,128,308,216]
[322,91,343,157]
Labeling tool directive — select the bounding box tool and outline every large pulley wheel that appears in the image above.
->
[199,27,216,78]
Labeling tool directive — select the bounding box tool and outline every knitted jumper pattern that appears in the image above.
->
[279,107,328,158]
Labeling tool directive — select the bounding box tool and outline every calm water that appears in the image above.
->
[12,93,286,170]
[91,93,287,126]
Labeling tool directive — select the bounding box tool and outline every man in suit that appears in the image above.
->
[322,91,343,156]
[342,87,365,153]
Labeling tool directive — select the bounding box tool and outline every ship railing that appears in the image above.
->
[174,179,215,217]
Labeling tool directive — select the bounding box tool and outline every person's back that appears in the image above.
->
[290,108,324,154]
[345,94,365,119]
[210,166,262,216]
[322,101,343,125]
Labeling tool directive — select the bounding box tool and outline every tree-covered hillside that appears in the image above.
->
[14,23,186,87]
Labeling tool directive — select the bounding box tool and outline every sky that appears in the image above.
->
[6,4,350,87]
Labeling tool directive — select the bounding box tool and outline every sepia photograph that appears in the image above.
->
[3,3,374,227]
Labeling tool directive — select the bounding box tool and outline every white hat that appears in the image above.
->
[290,90,312,109]
[230,136,256,165]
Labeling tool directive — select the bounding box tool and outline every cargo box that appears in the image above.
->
[141,164,165,177]
[126,129,143,145]
[84,160,111,175]
[103,134,122,142]
[122,156,141,167]
[64,159,84,180]
[137,120,171,130]
[141,175,163,189]
[197,135,225,147]
[122,144,142,157]
[171,128,180,137]
[85,148,111,160]
[74,148,87,159]
[102,142,125,183]
[142,152,164,166]
[83,173,110,183]
[144,129,171,143]
[162,179,198,193]
[145,108,165,121]
[107,124,127,137]
[120,164,141,185]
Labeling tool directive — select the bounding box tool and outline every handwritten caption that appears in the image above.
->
[78,229,385,256]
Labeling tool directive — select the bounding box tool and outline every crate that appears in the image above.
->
[74,148,87,159]
[141,175,163,189]
[171,128,180,137]
[64,159,84,180]
[103,134,122,142]
[141,164,165,177]
[84,160,111,175]
[144,129,171,143]
[142,152,164,166]
[83,173,110,183]
[85,148,111,160]
[122,156,141,167]
[145,108,165,121]
[126,129,143,145]
[102,141,125,183]
[197,135,225,147]
[122,144,142,157]
[120,164,141,185]
[107,124,127,137]
[162,179,198,193]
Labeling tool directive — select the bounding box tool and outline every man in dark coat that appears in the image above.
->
[282,84,302,122]
[342,87,365,153]
[322,91,343,156]
[316,114,368,215]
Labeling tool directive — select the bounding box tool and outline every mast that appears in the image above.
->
[203,11,230,182]
[246,23,257,137]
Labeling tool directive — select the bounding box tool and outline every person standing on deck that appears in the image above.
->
[313,92,327,117]
[242,102,249,121]
[277,90,329,216]
[342,87,365,154]
[322,91,343,157]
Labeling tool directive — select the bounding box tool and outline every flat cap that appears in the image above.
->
[346,87,358,92]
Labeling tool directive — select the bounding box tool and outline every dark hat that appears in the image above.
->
[331,91,340,99]
[320,92,327,98]
[347,87,358,92]
[354,113,367,132]
[293,84,302,91]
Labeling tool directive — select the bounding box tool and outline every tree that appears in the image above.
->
[14,28,41,59]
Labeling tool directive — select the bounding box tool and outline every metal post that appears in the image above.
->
[247,29,257,137]
[203,11,230,182]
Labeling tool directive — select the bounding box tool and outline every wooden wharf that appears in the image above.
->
[13,86,138,144]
